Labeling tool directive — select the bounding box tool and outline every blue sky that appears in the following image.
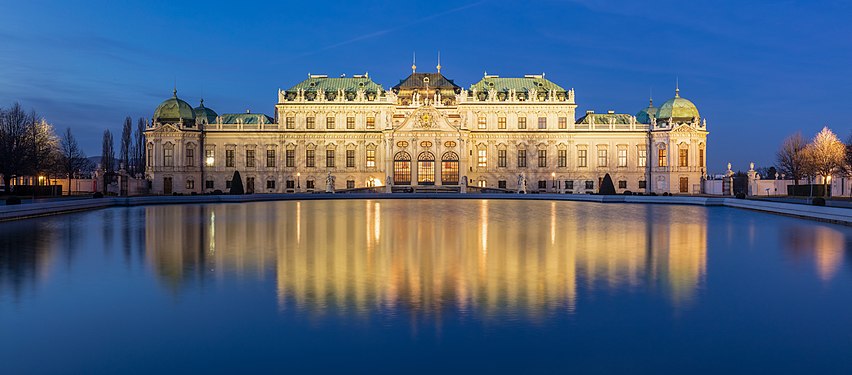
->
[1,0,850,171]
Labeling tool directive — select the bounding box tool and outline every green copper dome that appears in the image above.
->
[636,99,657,124]
[193,99,218,123]
[153,89,195,123]
[656,89,699,122]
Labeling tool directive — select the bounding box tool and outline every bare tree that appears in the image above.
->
[59,128,92,195]
[101,129,115,173]
[805,126,845,197]
[844,132,852,178]
[0,103,59,192]
[119,116,132,171]
[776,132,806,185]
[131,117,146,176]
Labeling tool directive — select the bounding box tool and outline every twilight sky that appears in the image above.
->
[1,0,850,172]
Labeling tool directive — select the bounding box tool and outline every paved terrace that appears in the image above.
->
[1,194,850,225]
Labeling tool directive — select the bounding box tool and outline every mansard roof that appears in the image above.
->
[392,72,460,91]
[575,112,634,125]
[286,75,383,93]
[219,112,274,124]
[469,75,566,93]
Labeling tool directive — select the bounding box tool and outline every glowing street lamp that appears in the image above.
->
[551,172,556,191]
[297,172,301,192]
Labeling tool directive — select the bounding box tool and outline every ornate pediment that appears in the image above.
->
[670,123,698,133]
[149,123,182,134]
[396,106,459,133]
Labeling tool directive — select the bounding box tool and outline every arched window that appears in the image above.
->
[393,151,411,185]
[417,151,435,185]
[441,151,459,185]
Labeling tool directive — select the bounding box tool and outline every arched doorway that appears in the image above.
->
[393,151,411,185]
[441,151,459,185]
[417,151,435,185]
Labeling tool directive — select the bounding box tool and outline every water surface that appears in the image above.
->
[1,200,851,374]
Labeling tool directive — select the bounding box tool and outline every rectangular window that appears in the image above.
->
[226,180,232,189]
[518,117,527,129]
[306,117,315,129]
[699,147,705,167]
[346,180,355,189]
[306,180,315,190]
[267,180,276,189]
[366,117,375,129]
[186,179,194,189]
[185,148,194,167]
[498,149,507,167]
[366,149,376,168]
[618,180,627,189]
[306,150,315,168]
[679,148,689,167]
[618,149,627,167]
[517,150,527,168]
[639,180,647,189]
[578,150,587,167]
[346,116,355,129]
[326,116,335,129]
[598,149,607,167]
[638,149,647,168]
[478,116,487,129]
[205,149,214,166]
[285,149,295,167]
[226,149,235,167]
[498,117,506,129]
[286,117,295,129]
[326,149,335,168]
[538,180,547,189]
[538,117,547,129]
[147,145,153,167]
[477,149,487,168]
[538,149,547,168]
[205,180,214,189]
[286,180,295,189]
[498,180,506,189]
[346,149,355,168]
[585,180,594,190]
[246,149,255,168]
[558,117,568,129]
[266,149,276,167]
[163,146,173,167]
[566,180,574,190]
[658,148,668,167]
[558,149,567,167]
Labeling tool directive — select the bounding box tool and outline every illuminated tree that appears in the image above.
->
[0,103,59,192]
[804,126,844,197]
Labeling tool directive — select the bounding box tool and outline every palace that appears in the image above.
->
[144,65,708,195]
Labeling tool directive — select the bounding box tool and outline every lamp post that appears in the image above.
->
[297,172,301,193]
[551,172,556,193]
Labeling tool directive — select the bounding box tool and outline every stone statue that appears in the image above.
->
[749,162,755,171]
[325,172,335,193]
[517,173,527,194]
[461,176,468,194]
[386,175,392,187]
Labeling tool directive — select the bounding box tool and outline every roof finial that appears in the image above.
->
[172,87,177,98]
[199,98,205,107]
[411,52,417,73]
[436,51,441,73]
[650,87,653,106]
[675,77,680,98]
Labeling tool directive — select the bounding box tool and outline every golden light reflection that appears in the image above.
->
[785,225,847,282]
[143,200,710,318]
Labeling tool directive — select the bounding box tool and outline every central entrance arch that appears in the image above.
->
[417,151,435,185]
[441,151,459,185]
[394,151,411,185]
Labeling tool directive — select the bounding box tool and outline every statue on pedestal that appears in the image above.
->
[325,172,335,193]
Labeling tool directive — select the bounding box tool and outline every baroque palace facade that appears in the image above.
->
[145,66,708,194]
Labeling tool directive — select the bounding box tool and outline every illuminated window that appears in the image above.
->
[638,149,647,167]
[346,116,355,129]
[478,116,486,129]
[226,149,235,167]
[346,149,355,168]
[185,147,194,167]
[558,117,567,129]
[306,116,315,129]
[366,149,376,168]
[538,117,547,129]
[538,149,547,168]
[618,149,627,167]
[326,149,335,168]
[517,150,527,168]
[285,149,295,167]
[393,151,411,185]
[286,117,295,129]
[578,149,587,167]
[205,149,214,166]
[598,149,607,167]
[518,117,527,129]
[558,149,567,167]
[306,149,315,168]
[366,117,375,129]
[326,116,335,129]
[498,117,506,129]
[658,147,668,167]
[699,146,705,167]
[441,151,459,184]
[246,149,255,168]
[679,148,689,167]
[498,149,507,167]
[417,152,435,185]
[477,149,487,168]
[266,149,275,167]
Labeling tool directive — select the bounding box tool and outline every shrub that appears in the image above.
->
[812,197,826,206]
[598,174,617,195]
[230,171,245,195]
[213,189,223,195]
[190,192,197,196]
[6,196,21,205]
[93,192,104,198]
[663,192,670,196]
[649,192,657,196]
[735,192,746,199]
[623,190,632,195]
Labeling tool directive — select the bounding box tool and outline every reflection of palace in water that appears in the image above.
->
[144,200,715,315]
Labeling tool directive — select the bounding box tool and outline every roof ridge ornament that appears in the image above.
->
[411,52,416,73]
[675,77,680,98]
[436,51,441,73]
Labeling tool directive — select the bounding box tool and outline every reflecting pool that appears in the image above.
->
[1,200,851,374]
